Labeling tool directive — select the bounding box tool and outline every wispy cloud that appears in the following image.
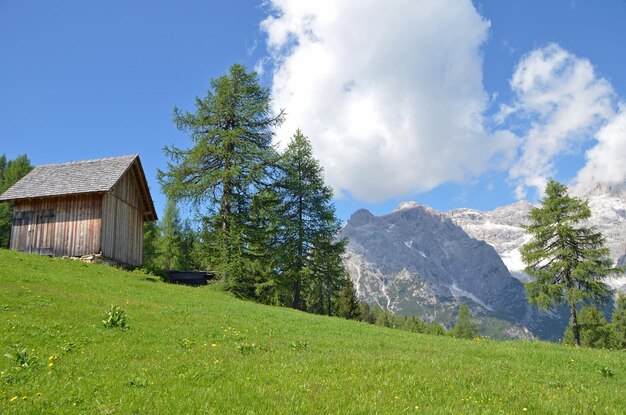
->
[497,43,616,198]
[573,104,626,194]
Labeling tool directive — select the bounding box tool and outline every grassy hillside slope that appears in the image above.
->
[1,249,625,414]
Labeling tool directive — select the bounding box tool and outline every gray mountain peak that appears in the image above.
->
[341,203,567,340]
[348,208,375,226]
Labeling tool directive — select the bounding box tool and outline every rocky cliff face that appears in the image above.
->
[447,187,626,292]
[446,201,533,282]
[340,204,567,340]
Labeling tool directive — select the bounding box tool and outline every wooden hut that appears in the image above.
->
[0,155,157,265]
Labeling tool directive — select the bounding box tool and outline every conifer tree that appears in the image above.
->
[452,302,478,339]
[359,302,376,324]
[246,189,284,303]
[160,198,187,271]
[0,154,33,248]
[275,130,345,310]
[306,237,346,315]
[521,180,619,346]
[424,322,447,336]
[612,293,626,349]
[375,308,393,328]
[143,221,162,273]
[405,316,427,333]
[563,305,614,349]
[158,64,284,294]
[336,277,361,320]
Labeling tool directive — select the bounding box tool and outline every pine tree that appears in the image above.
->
[521,180,619,346]
[143,220,162,274]
[0,154,33,248]
[180,221,201,270]
[563,305,614,349]
[336,277,361,320]
[612,293,626,350]
[159,198,187,271]
[405,316,427,333]
[359,302,376,324]
[452,302,478,339]
[424,322,447,336]
[246,189,285,304]
[306,237,346,315]
[391,315,408,331]
[158,64,284,294]
[275,130,345,310]
[375,308,394,328]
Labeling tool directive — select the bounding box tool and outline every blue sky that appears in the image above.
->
[2,1,626,222]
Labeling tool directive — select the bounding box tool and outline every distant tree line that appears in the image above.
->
[0,154,33,248]
[345,298,478,339]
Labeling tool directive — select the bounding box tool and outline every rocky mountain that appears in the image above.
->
[447,185,626,293]
[446,201,533,282]
[340,204,567,340]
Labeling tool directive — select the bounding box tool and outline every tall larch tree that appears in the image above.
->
[158,64,284,294]
[275,130,345,310]
[521,180,620,346]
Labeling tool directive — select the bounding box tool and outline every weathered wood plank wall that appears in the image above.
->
[10,195,102,257]
[100,168,144,265]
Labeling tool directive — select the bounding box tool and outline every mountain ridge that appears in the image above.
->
[340,203,567,340]
[446,187,626,292]
[341,185,625,340]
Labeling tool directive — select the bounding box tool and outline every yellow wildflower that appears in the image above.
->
[48,362,54,367]
[211,343,217,347]
[10,396,18,402]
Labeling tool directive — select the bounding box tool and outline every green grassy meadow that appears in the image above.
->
[1,249,625,414]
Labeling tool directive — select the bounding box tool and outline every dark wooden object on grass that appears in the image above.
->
[166,270,216,286]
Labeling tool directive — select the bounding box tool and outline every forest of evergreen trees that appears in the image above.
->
[145,64,351,316]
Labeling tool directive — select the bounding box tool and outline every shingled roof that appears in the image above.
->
[0,154,157,221]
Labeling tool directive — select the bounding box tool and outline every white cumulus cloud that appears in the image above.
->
[261,0,515,202]
[573,104,626,194]
[498,44,616,198]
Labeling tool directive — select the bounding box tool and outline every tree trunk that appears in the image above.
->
[292,193,304,310]
[292,277,302,310]
[570,302,580,346]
